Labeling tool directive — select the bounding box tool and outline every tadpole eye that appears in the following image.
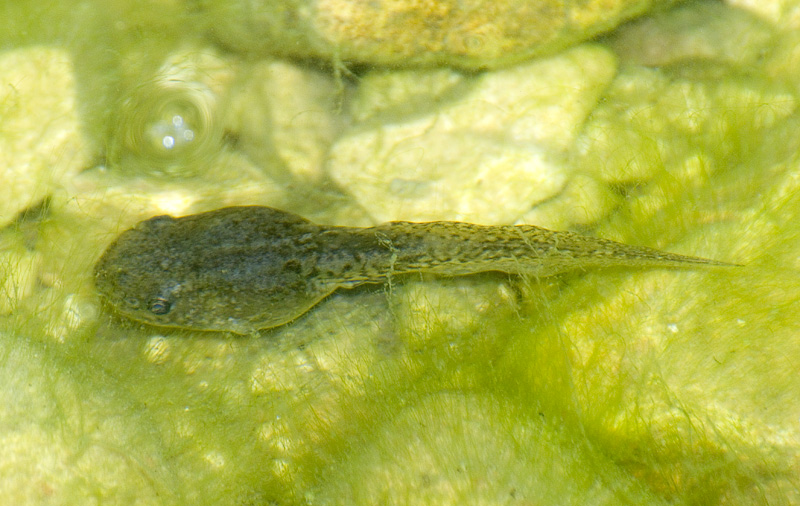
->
[149,297,172,315]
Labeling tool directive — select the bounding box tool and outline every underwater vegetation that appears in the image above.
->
[1,0,799,504]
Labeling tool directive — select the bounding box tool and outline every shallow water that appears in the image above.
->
[1,1,799,505]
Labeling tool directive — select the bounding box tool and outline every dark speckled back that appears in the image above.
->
[95,206,736,334]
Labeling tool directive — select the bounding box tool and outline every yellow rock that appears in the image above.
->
[206,0,683,69]
[0,47,90,227]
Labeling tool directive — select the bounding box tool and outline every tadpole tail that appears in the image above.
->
[366,221,740,279]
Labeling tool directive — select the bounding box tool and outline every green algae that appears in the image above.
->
[1,1,800,505]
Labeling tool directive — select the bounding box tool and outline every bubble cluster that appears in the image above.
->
[112,81,221,177]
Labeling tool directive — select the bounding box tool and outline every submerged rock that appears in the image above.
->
[0,47,90,227]
[202,0,683,69]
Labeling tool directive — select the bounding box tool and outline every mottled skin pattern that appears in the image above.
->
[94,206,734,334]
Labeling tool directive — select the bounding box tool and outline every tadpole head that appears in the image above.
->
[94,218,180,327]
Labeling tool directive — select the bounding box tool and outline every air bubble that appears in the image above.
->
[111,81,222,177]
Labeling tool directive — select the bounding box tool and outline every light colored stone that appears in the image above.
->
[609,1,774,68]
[330,124,565,224]
[0,47,90,227]
[520,174,622,231]
[391,277,517,343]
[329,45,617,224]
[576,65,796,183]
[70,150,286,225]
[440,45,617,150]
[206,0,682,69]
[725,0,800,26]
[350,68,464,123]
[226,60,343,184]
